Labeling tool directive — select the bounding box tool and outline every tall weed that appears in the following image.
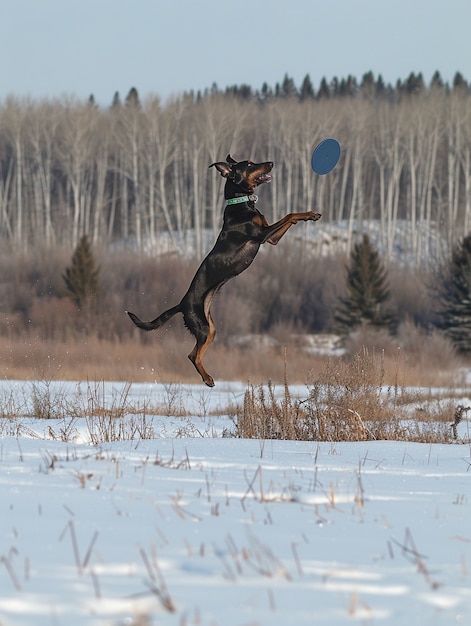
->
[236,348,456,443]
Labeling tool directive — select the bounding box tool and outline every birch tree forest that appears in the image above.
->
[1,72,470,264]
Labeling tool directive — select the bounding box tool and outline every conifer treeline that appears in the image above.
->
[1,71,470,261]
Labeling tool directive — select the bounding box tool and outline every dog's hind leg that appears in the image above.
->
[186,291,218,387]
[187,315,216,387]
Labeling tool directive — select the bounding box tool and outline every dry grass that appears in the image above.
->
[342,321,462,387]
[236,347,464,443]
[0,327,465,388]
[0,333,327,385]
[0,378,161,442]
[0,343,468,444]
[1,329,470,444]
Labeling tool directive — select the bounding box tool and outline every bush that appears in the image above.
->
[343,320,460,384]
[236,348,455,442]
[389,266,435,328]
[0,243,466,386]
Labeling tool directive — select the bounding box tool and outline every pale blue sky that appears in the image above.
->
[1,0,469,105]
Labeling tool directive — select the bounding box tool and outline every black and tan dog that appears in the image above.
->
[127,155,321,387]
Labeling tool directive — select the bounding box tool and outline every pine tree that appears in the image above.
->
[317,77,330,99]
[125,87,140,108]
[430,70,445,91]
[361,71,375,99]
[375,74,385,97]
[452,71,468,93]
[299,74,315,100]
[435,233,471,353]
[406,72,425,95]
[63,235,100,310]
[339,75,358,98]
[335,234,393,333]
[281,74,297,98]
[111,91,121,108]
[260,82,272,99]
[330,76,339,97]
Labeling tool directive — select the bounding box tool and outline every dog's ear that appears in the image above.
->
[209,161,233,178]
[226,154,237,164]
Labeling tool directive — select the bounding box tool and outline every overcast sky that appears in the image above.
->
[1,0,469,106]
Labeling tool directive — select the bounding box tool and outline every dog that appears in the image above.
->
[126,154,321,387]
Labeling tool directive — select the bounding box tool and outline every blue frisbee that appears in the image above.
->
[311,138,341,175]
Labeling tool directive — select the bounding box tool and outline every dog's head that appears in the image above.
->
[209,154,273,193]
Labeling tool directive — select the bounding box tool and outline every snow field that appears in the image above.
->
[0,381,470,625]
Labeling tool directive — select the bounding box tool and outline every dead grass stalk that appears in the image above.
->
[236,347,458,443]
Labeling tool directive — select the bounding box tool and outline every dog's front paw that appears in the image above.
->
[310,212,322,221]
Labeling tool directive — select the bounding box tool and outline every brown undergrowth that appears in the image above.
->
[0,339,468,443]
[236,347,466,443]
[0,324,464,388]
[0,334,327,384]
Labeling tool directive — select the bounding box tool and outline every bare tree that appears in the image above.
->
[92,111,111,244]
[143,97,180,250]
[2,98,27,249]
[56,101,99,247]
[115,98,144,250]
[0,84,470,263]
[371,102,406,259]
[26,100,61,247]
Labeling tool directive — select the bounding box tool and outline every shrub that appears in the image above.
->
[236,348,454,443]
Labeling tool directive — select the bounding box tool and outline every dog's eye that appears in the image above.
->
[247,161,253,167]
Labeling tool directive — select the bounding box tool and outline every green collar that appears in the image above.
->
[226,194,258,205]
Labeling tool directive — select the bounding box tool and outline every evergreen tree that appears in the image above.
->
[335,234,393,333]
[260,82,273,99]
[406,72,425,95]
[281,74,297,97]
[330,76,340,97]
[237,84,252,99]
[63,235,100,310]
[339,75,357,98]
[430,70,445,91]
[317,77,330,99]
[395,78,405,95]
[125,87,140,108]
[435,233,471,353]
[361,71,375,99]
[299,74,315,100]
[111,91,121,108]
[452,71,468,93]
[375,74,385,97]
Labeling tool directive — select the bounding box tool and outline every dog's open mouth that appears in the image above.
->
[256,173,272,184]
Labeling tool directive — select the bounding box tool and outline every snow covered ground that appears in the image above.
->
[1,380,471,625]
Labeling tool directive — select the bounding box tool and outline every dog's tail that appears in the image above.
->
[126,305,181,331]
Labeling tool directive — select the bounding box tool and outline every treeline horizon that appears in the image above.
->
[183,69,469,103]
[1,69,470,262]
